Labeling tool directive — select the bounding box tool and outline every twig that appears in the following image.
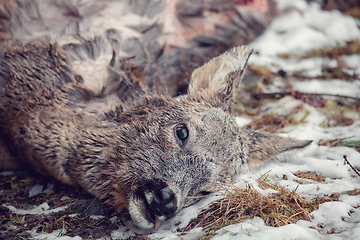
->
[252,91,360,101]
[343,155,360,177]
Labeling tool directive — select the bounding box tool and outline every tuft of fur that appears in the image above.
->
[0,0,311,230]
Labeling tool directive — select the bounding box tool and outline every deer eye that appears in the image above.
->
[174,124,188,143]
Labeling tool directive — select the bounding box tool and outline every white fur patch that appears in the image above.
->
[128,195,154,229]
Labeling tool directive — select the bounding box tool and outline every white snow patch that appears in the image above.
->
[250,2,360,56]
[235,116,252,127]
[4,202,68,215]
[342,54,360,76]
[90,215,105,220]
[28,229,82,240]
[213,218,317,240]
[292,79,360,98]
[29,183,54,197]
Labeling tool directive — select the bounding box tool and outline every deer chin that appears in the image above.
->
[128,194,167,230]
[129,194,155,229]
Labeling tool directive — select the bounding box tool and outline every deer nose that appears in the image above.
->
[152,188,176,217]
[144,178,177,219]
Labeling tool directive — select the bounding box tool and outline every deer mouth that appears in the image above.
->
[128,194,163,229]
[128,180,178,229]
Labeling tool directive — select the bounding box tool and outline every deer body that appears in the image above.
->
[0,0,311,230]
[0,41,311,229]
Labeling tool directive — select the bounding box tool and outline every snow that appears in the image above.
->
[250,1,360,56]
[28,229,82,240]
[342,54,360,76]
[235,116,252,127]
[2,0,360,239]
[205,1,360,239]
[4,202,68,215]
[29,183,54,197]
[292,80,360,98]
[212,218,318,240]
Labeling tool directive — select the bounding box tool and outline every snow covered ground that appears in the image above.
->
[206,2,360,239]
[2,0,360,239]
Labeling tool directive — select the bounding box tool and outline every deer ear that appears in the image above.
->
[244,130,312,168]
[187,46,253,112]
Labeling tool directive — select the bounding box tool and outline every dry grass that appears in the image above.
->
[293,171,326,183]
[244,105,309,133]
[180,176,339,239]
[319,137,360,152]
[276,41,360,81]
[343,189,360,196]
[306,40,360,59]
[345,7,360,18]
[248,65,275,86]
[0,174,120,240]
[245,114,291,133]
